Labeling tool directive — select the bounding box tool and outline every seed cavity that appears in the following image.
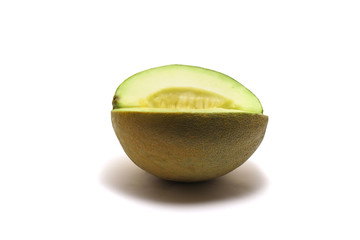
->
[141,87,237,110]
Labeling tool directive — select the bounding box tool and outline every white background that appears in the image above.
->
[1,0,359,239]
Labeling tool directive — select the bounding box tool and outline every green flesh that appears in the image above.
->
[113,65,263,114]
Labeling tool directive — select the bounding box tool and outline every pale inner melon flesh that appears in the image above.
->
[113,65,263,113]
[141,87,237,110]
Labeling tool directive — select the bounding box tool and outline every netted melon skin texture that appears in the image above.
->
[111,111,268,182]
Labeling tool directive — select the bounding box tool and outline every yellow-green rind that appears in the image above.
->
[111,111,268,182]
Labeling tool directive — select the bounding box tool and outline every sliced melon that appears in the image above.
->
[112,65,263,113]
[111,64,268,182]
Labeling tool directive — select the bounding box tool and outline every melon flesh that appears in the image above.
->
[113,65,263,113]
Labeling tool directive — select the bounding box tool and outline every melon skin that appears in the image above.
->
[111,111,268,182]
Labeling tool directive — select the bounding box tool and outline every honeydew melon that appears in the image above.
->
[111,65,268,182]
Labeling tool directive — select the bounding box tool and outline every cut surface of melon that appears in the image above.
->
[113,65,263,113]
